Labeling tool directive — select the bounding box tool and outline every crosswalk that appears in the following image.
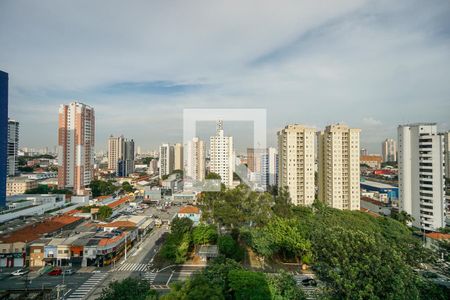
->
[144,272,157,284]
[116,263,149,272]
[66,272,107,300]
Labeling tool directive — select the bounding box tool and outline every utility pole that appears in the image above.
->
[124,234,127,261]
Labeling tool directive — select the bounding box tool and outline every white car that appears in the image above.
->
[11,269,29,276]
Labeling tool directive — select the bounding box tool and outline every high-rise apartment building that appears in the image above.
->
[159,144,174,178]
[0,70,8,207]
[247,148,265,173]
[382,138,397,162]
[7,119,19,176]
[444,131,450,179]
[360,148,368,157]
[398,124,446,231]
[210,121,233,187]
[108,135,124,171]
[186,137,205,182]
[174,143,184,171]
[261,147,278,191]
[58,102,95,196]
[318,124,361,210]
[277,125,315,206]
[118,139,135,177]
[108,135,135,177]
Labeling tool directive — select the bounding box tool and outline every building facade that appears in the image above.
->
[360,155,383,169]
[209,121,233,187]
[6,177,38,196]
[7,119,19,176]
[117,139,135,177]
[174,143,184,171]
[107,135,124,171]
[159,144,174,179]
[0,70,8,207]
[186,137,205,182]
[318,124,361,210]
[277,125,315,206]
[382,138,397,162]
[261,147,278,191]
[444,131,450,179]
[398,124,446,231]
[58,102,95,196]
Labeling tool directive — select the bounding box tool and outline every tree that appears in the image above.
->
[228,269,271,300]
[171,217,194,236]
[98,277,158,300]
[98,206,113,221]
[90,180,119,198]
[162,273,224,300]
[122,181,134,193]
[266,271,306,300]
[390,210,414,225]
[192,224,218,245]
[217,234,244,261]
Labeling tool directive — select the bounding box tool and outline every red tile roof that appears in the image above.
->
[100,221,136,228]
[0,215,82,244]
[98,232,126,247]
[107,196,130,209]
[178,206,200,214]
[426,232,450,240]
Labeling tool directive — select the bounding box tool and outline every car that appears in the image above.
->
[48,268,62,276]
[11,269,29,276]
[301,277,317,287]
[64,269,74,275]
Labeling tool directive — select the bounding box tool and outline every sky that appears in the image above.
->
[1,0,450,154]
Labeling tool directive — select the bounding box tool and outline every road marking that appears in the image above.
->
[166,271,174,285]
[64,289,72,297]
[117,263,148,272]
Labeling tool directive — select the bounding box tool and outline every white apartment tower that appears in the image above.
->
[159,144,174,179]
[318,124,361,210]
[209,121,233,187]
[277,125,315,206]
[398,124,446,231]
[58,102,95,196]
[444,131,450,179]
[7,119,19,176]
[382,138,397,162]
[174,143,184,171]
[261,147,278,191]
[186,137,205,182]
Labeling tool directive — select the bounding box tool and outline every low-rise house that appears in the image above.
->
[177,206,201,225]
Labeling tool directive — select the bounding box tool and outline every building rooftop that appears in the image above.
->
[100,221,136,228]
[178,205,200,214]
[361,180,397,189]
[0,215,81,244]
[107,196,130,209]
[426,232,450,240]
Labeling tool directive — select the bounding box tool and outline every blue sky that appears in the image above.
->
[1,0,449,153]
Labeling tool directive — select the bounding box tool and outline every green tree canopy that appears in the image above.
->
[98,206,113,221]
[98,277,158,300]
[192,224,218,245]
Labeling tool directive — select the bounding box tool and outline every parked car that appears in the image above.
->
[301,277,317,286]
[48,268,62,276]
[64,269,74,275]
[11,269,29,276]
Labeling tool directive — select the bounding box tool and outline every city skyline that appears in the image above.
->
[1,0,449,152]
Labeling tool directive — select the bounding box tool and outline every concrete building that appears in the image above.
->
[159,144,174,179]
[444,131,450,179]
[277,125,315,206]
[247,148,265,173]
[0,70,8,208]
[58,102,95,196]
[186,137,205,182]
[7,119,19,176]
[318,124,361,210]
[398,123,446,231]
[209,121,234,187]
[360,155,383,169]
[174,143,184,171]
[382,138,397,162]
[108,135,124,171]
[261,147,278,190]
[6,177,38,196]
[118,139,135,177]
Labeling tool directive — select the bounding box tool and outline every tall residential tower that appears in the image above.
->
[186,137,205,182]
[398,124,446,231]
[382,138,397,162]
[7,119,19,176]
[277,125,315,206]
[210,121,234,187]
[318,124,361,210]
[58,102,95,196]
[159,144,174,179]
